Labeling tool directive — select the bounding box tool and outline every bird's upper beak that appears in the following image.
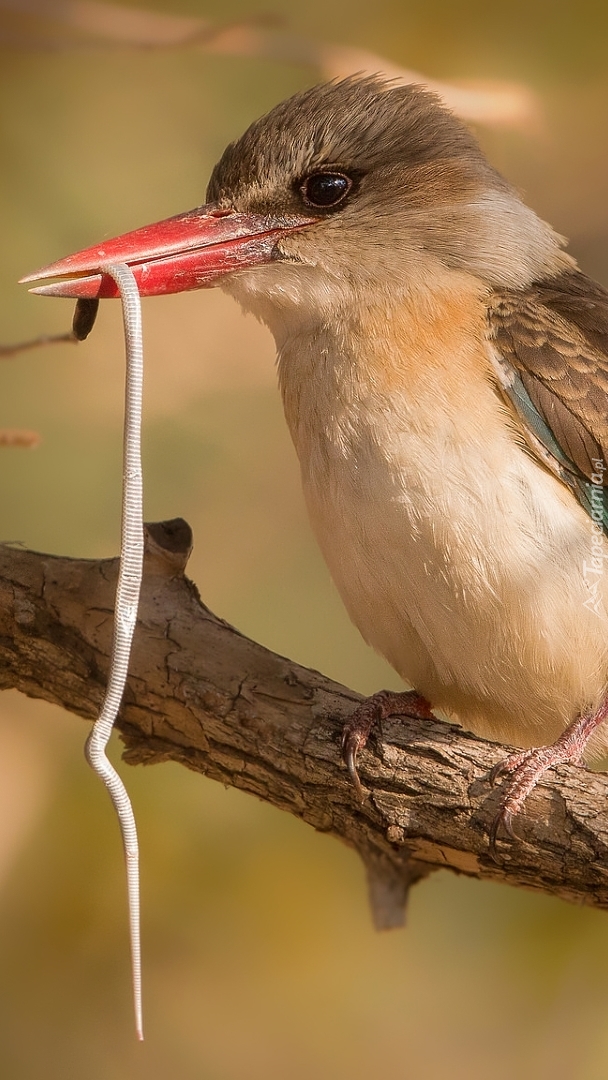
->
[20,204,317,298]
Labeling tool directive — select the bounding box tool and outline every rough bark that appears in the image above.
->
[1,518,607,927]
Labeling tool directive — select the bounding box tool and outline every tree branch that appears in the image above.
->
[1,518,607,927]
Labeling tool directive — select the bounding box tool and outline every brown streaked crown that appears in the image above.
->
[206,76,503,215]
[207,76,569,291]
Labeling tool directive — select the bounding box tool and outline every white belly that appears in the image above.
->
[292,361,608,750]
[234,262,608,752]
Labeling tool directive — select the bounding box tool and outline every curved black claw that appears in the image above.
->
[489,759,508,787]
[340,689,434,799]
[341,726,366,800]
[488,806,517,863]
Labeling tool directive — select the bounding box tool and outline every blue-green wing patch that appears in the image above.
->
[487,270,608,536]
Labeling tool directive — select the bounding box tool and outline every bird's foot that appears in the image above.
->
[341,689,433,799]
[488,704,608,859]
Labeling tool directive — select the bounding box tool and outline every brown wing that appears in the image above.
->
[487,270,608,483]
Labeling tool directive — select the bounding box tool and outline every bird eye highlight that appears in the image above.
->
[300,172,352,209]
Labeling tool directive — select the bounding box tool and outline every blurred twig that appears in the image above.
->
[0,331,76,358]
[1,518,607,929]
[0,332,76,449]
[0,429,40,448]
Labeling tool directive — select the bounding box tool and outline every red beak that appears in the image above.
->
[20,204,317,298]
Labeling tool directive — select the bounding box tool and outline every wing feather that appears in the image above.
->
[487,269,608,531]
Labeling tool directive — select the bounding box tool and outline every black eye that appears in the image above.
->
[300,172,352,209]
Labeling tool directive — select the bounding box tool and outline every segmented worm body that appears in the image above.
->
[84,263,144,1041]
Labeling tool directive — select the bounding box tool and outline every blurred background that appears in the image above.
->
[1,1,608,1077]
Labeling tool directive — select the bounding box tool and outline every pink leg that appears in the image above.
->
[341,689,434,799]
[489,698,608,858]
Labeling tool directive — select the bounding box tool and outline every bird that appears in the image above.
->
[21,75,608,853]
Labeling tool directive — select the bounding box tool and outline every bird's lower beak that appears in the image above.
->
[20,205,317,298]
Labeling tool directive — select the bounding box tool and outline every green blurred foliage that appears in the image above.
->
[1,2,608,1078]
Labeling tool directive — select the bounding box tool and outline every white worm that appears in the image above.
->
[84,263,144,1041]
